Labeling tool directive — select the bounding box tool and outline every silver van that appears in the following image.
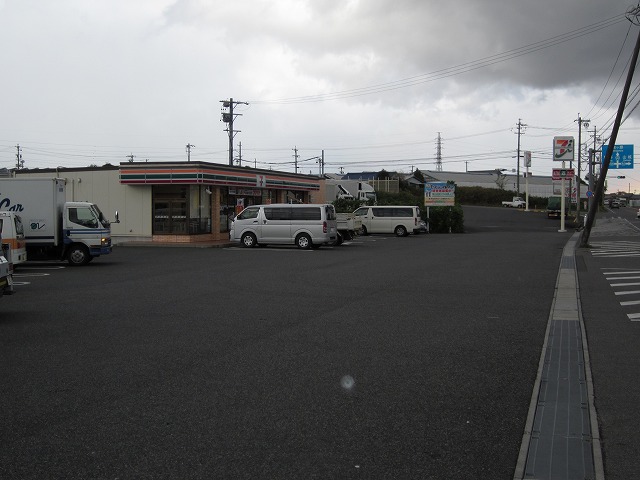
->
[353,205,421,236]
[230,204,338,249]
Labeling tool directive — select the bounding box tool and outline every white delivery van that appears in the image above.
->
[0,212,27,266]
[230,204,338,249]
[353,205,421,236]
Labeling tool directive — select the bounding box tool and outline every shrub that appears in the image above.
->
[427,206,465,233]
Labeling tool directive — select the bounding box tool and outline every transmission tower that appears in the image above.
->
[435,133,443,172]
[15,144,24,169]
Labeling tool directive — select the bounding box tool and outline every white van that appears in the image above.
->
[353,205,421,236]
[0,212,27,265]
[230,204,338,249]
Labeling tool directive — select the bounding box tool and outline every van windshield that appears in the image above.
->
[237,207,260,220]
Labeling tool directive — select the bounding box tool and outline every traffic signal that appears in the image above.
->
[616,176,626,179]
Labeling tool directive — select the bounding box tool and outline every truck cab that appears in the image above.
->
[64,202,114,265]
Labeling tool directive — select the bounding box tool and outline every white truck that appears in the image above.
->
[0,220,14,298]
[0,178,117,266]
[335,212,363,244]
[325,180,377,204]
[501,196,526,208]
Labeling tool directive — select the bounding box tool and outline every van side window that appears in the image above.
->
[324,206,336,220]
[264,207,292,220]
[291,207,320,221]
[395,208,413,217]
[372,208,388,217]
[237,207,260,220]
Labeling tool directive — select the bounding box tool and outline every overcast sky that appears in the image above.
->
[2,0,640,193]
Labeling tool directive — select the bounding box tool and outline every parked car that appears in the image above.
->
[611,199,620,208]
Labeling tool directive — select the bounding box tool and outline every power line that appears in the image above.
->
[249,14,626,104]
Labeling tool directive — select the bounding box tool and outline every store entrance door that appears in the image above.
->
[153,199,187,234]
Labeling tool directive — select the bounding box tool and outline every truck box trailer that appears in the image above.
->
[0,178,116,266]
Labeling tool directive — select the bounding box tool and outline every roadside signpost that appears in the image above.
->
[602,144,634,169]
[553,137,575,233]
[424,182,455,233]
[524,151,531,211]
[424,182,455,207]
[552,168,575,180]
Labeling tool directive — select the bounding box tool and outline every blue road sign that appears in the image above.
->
[602,144,634,169]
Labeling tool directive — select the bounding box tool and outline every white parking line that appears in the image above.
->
[18,266,65,270]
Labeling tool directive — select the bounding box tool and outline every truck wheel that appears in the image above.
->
[241,232,257,248]
[335,232,343,245]
[395,225,408,237]
[68,245,90,266]
[361,226,368,236]
[296,233,312,249]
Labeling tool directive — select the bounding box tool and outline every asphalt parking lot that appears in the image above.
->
[1,207,577,479]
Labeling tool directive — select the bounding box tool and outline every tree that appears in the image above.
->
[377,169,391,180]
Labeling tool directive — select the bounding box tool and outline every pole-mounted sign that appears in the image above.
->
[552,168,575,180]
[553,136,575,162]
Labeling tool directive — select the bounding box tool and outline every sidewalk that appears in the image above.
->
[515,215,640,479]
[116,238,235,248]
[514,230,601,480]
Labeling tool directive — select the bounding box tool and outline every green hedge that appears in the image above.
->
[427,206,465,233]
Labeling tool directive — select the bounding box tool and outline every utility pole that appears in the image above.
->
[236,142,242,167]
[515,119,527,194]
[221,98,249,166]
[587,126,600,212]
[435,133,443,172]
[15,144,24,170]
[582,5,640,247]
[186,143,195,162]
[126,153,135,163]
[575,115,590,221]
[293,146,299,174]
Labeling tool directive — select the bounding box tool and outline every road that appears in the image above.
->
[1,206,576,479]
[575,204,640,480]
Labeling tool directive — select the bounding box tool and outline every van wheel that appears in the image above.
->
[68,245,90,266]
[241,232,257,248]
[395,225,408,237]
[296,233,312,249]
[361,225,368,236]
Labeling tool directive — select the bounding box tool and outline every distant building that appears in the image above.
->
[8,161,321,244]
